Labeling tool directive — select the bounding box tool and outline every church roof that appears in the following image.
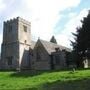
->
[38,39,71,54]
[31,41,36,49]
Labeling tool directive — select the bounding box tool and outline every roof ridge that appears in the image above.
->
[39,39,68,48]
[38,39,71,54]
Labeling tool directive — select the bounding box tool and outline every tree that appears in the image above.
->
[71,10,90,67]
[50,36,57,44]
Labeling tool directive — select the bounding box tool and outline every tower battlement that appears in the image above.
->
[4,17,31,25]
[4,17,18,24]
[1,17,31,70]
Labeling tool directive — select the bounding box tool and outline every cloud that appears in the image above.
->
[31,0,81,40]
[0,0,6,13]
[0,0,86,51]
[56,8,89,48]
[1,0,31,21]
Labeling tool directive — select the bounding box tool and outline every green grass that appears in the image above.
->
[0,69,90,90]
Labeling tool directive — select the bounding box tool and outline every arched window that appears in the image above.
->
[23,25,27,32]
[55,55,60,65]
[36,46,41,61]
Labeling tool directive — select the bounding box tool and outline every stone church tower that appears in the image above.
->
[1,17,31,70]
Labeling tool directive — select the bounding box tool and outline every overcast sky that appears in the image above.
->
[0,0,90,50]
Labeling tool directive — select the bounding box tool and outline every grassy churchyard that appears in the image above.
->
[0,69,90,90]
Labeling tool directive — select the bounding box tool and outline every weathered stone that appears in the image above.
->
[1,17,31,70]
[1,17,71,70]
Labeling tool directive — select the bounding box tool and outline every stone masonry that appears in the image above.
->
[1,17,31,70]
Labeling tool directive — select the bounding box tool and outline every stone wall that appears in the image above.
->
[51,50,67,70]
[32,40,51,70]
[1,43,19,69]
[18,17,31,45]
[1,17,31,70]
[18,17,31,69]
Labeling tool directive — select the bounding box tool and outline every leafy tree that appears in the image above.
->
[50,36,57,44]
[71,10,90,67]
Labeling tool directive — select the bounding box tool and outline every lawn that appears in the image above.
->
[0,69,90,90]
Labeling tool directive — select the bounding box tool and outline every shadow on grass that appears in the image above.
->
[42,77,90,90]
[10,69,90,78]
[21,87,39,90]
[10,70,44,77]
[10,70,62,77]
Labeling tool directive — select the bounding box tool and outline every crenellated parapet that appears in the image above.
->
[4,17,31,26]
[1,17,31,70]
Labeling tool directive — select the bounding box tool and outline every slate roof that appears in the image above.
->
[38,39,71,54]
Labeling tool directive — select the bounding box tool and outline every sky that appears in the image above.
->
[0,0,90,50]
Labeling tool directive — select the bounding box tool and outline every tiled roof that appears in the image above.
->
[38,39,71,54]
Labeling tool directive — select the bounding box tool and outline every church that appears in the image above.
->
[0,17,71,70]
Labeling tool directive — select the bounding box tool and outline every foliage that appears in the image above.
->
[50,36,57,44]
[0,70,90,90]
[71,10,90,66]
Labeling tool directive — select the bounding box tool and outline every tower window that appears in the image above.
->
[7,56,13,65]
[8,25,12,32]
[23,25,27,32]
